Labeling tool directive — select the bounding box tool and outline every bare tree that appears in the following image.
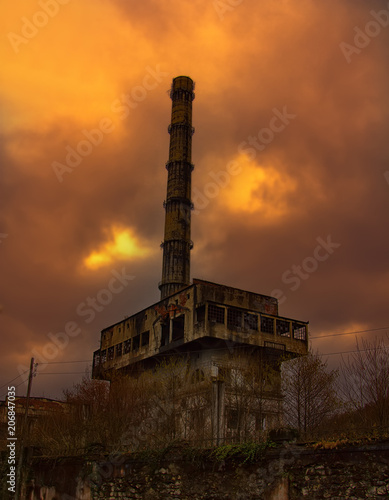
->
[282,350,339,439]
[220,352,281,442]
[27,373,110,455]
[340,336,389,433]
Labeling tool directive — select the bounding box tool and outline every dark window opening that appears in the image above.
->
[116,343,122,357]
[196,305,205,323]
[218,367,231,382]
[161,322,169,347]
[261,316,274,334]
[93,351,100,367]
[244,312,258,331]
[108,346,114,360]
[264,341,286,352]
[123,339,131,354]
[227,409,239,430]
[293,323,306,340]
[276,319,290,337]
[101,350,107,363]
[172,315,185,342]
[255,413,265,432]
[141,331,150,347]
[132,334,140,352]
[227,308,242,329]
[191,368,205,384]
[190,409,205,428]
[208,304,225,324]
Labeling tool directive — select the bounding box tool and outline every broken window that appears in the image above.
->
[116,343,122,357]
[244,312,258,331]
[276,319,290,337]
[264,341,286,352]
[227,308,242,329]
[172,315,185,341]
[227,408,239,430]
[293,323,306,340]
[255,413,265,432]
[108,346,114,360]
[208,304,225,324]
[123,339,131,354]
[256,413,267,431]
[196,305,205,323]
[93,351,100,368]
[190,409,205,429]
[218,367,231,382]
[161,322,170,347]
[191,368,205,384]
[141,331,150,347]
[100,350,107,363]
[261,316,274,334]
[132,334,140,352]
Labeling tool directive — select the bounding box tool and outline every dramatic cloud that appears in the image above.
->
[1,0,388,398]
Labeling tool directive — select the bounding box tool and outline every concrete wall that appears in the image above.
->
[92,280,308,381]
[6,441,389,500]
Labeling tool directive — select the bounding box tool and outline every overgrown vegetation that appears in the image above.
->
[210,441,276,464]
[4,336,388,457]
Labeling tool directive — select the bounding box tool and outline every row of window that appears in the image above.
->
[97,331,150,364]
[103,315,149,337]
[201,304,306,341]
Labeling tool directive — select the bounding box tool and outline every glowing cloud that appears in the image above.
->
[222,154,297,220]
[84,226,152,270]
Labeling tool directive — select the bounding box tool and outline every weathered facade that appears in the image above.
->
[92,76,308,442]
[92,278,307,379]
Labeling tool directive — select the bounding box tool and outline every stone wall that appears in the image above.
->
[2,441,389,499]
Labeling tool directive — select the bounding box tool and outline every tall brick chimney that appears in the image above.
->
[159,76,195,299]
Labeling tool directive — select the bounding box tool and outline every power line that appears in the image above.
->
[310,326,388,340]
[37,372,87,375]
[317,345,389,358]
[0,378,30,401]
[1,325,387,394]
[44,360,91,365]
[0,370,29,392]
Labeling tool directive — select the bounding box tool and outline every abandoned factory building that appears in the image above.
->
[92,76,308,441]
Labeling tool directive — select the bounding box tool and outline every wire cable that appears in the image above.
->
[310,326,388,340]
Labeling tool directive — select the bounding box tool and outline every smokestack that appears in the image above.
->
[159,76,195,299]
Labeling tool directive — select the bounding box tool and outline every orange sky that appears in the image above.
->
[1,0,389,398]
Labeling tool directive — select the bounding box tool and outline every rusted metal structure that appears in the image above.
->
[92,77,309,442]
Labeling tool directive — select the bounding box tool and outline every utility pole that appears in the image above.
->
[15,357,35,500]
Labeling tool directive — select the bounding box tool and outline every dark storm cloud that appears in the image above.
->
[1,0,388,397]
